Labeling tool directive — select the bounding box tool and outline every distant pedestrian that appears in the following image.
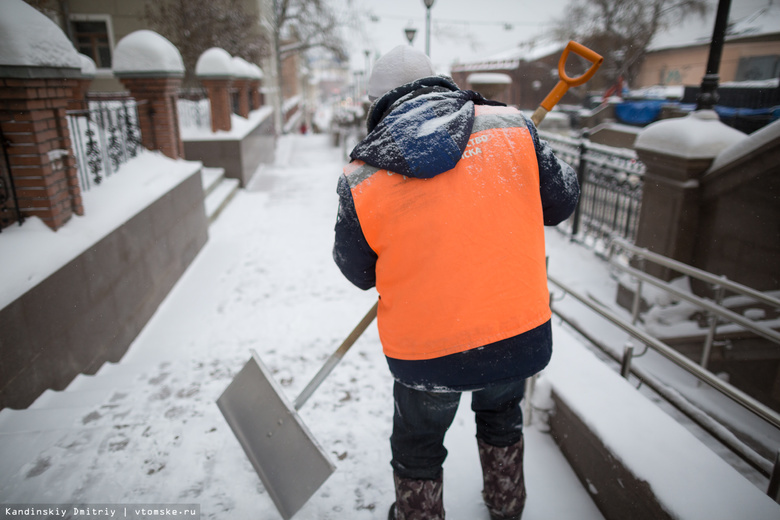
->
[333,45,579,520]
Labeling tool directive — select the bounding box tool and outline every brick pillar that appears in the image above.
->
[633,110,745,280]
[118,76,184,159]
[66,77,93,112]
[250,79,263,109]
[0,74,84,230]
[201,78,233,132]
[232,78,251,118]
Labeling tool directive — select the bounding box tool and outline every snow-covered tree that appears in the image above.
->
[553,0,709,88]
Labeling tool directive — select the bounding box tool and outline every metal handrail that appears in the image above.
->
[610,237,780,310]
[547,274,780,493]
[548,274,780,431]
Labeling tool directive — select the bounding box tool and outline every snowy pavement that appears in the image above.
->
[0,134,603,519]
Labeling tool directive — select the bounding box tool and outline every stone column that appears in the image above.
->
[633,110,745,279]
[112,30,186,159]
[250,79,263,110]
[117,76,184,159]
[232,77,251,118]
[0,70,84,230]
[200,78,233,133]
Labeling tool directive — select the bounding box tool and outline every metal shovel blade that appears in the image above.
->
[217,350,336,520]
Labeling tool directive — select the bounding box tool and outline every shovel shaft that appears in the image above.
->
[293,300,379,410]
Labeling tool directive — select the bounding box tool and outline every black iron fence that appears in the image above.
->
[540,130,645,243]
[0,126,23,231]
[66,96,143,192]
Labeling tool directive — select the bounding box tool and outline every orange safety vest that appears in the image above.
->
[346,104,551,360]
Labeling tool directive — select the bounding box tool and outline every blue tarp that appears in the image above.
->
[615,100,780,126]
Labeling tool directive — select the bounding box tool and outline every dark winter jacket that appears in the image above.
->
[333,76,579,391]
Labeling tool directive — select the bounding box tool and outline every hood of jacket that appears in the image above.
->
[350,76,504,179]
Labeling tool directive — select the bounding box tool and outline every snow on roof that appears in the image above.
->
[113,30,184,76]
[452,41,565,72]
[635,110,747,159]
[467,73,512,85]
[196,47,233,77]
[649,0,780,52]
[0,0,80,69]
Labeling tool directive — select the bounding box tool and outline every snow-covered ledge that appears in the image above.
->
[544,336,780,519]
[0,153,207,410]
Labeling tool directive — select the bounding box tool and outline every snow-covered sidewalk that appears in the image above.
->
[0,134,602,519]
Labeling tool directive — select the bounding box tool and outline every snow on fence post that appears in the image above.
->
[0,0,85,231]
[113,30,185,160]
[632,110,745,281]
[196,48,234,133]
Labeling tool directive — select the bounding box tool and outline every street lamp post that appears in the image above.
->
[696,0,732,111]
[405,26,417,45]
[423,0,435,57]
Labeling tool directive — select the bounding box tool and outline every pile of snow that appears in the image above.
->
[113,30,184,76]
[78,53,97,77]
[0,0,80,69]
[0,152,201,311]
[196,48,264,80]
[467,73,512,85]
[196,47,233,77]
[635,110,747,159]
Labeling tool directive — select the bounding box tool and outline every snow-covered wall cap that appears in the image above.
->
[0,0,80,70]
[230,57,254,78]
[78,54,97,77]
[196,47,233,78]
[246,63,263,80]
[467,73,512,85]
[635,110,747,159]
[113,30,184,77]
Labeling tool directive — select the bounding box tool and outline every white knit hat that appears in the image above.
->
[368,45,436,100]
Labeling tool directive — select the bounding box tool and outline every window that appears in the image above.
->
[735,55,780,82]
[70,17,113,69]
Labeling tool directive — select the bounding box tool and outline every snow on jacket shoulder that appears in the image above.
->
[333,76,579,292]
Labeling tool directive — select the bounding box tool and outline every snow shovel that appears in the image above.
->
[531,40,603,126]
[217,301,378,520]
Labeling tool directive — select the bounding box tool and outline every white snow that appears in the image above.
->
[547,333,780,519]
[635,110,747,159]
[466,73,512,85]
[112,30,185,75]
[180,106,274,141]
[195,48,234,78]
[0,152,201,311]
[78,53,97,77]
[707,118,780,174]
[1,133,778,519]
[0,0,80,69]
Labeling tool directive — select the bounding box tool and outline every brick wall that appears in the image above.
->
[0,76,83,230]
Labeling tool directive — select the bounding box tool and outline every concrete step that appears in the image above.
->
[205,177,240,223]
[201,166,226,196]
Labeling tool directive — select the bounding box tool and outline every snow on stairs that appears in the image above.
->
[202,166,239,223]
[0,357,239,501]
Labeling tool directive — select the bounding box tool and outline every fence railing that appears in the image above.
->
[0,126,23,231]
[177,95,211,132]
[540,130,645,243]
[66,96,143,192]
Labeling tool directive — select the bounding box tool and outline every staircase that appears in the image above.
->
[202,167,240,223]
[0,355,241,502]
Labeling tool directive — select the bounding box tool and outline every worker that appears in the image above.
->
[333,45,579,520]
